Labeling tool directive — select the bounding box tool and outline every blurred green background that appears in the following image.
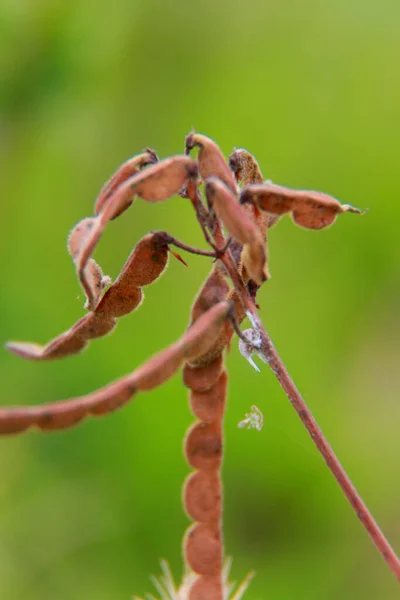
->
[0,1,399,598]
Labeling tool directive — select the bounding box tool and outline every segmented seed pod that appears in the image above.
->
[185,132,238,194]
[94,149,158,217]
[7,232,170,361]
[1,302,231,435]
[241,182,362,230]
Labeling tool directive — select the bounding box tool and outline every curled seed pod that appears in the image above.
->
[185,131,238,194]
[185,421,223,471]
[68,218,111,310]
[77,156,198,292]
[241,182,363,230]
[205,177,269,285]
[189,371,227,423]
[184,522,223,577]
[1,302,231,435]
[183,470,222,524]
[96,232,169,318]
[94,149,158,217]
[128,155,198,203]
[6,233,170,361]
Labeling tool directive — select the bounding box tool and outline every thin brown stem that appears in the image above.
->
[154,231,217,258]
[190,184,400,582]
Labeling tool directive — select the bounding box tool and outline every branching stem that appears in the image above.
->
[189,182,400,583]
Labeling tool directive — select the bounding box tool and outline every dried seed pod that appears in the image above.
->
[6,233,170,361]
[94,149,158,217]
[229,147,279,232]
[0,302,232,435]
[77,156,198,299]
[182,355,224,392]
[183,301,232,362]
[183,470,222,523]
[68,218,111,310]
[185,132,238,194]
[185,421,223,471]
[188,371,227,423]
[187,575,223,600]
[190,266,230,323]
[184,522,223,577]
[241,182,363,230]
[205,177,269,285]
[128,155,198,203]
[228,148,264,185]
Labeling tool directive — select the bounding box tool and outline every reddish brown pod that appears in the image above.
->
[77,155,198,299]
[205,177,269,285]
[6,232,170,361]
[183,470,222,524]
[187,575,223,600]
[229,148,264,186]
[4,133,393,598]
[95,148,158,217]
[184,522,223,577]
[0,301,232,435]
[185,131,238,194]
[241,182,363,229]
[229,147,279,232]
[68,217,111,310]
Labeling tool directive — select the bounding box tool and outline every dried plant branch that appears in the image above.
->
[201,196,400,582]
[1,131,397,596]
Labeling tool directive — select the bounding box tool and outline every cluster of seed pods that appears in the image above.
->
[0,132,362,598]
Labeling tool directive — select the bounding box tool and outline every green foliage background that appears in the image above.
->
[0,1,399,598]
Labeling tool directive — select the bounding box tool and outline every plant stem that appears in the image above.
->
[222,250,400,582]
[190,186,400,582]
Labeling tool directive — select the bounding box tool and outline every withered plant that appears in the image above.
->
[1,133,399,598]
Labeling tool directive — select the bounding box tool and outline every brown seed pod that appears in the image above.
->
[185,421,223,471]
[229,147,279,233]
[0,302,232,435]
[228,148,264,185]
[184,522,223,577]
[76,156,198,304]
[68,218,111,310]
[183,470,222,524]
[205,177,269,285]
[187,575,223,600]
[188,371,227,423]
[6,233,170,361]
[182,355,224,392]
[241,182,363,230]
[185,132,238,194]
[94,149,158,217]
